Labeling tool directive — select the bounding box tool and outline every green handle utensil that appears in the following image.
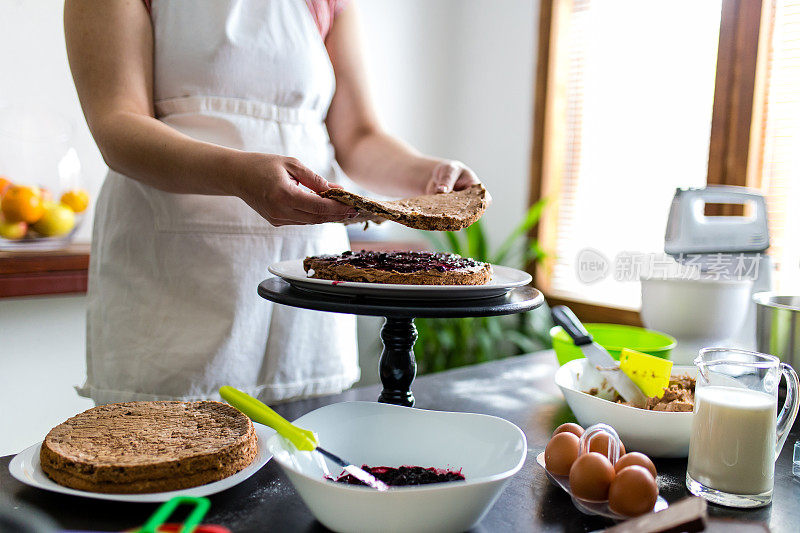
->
[219,386,389,491]
[219,385,317,451]
[138,496,210,533]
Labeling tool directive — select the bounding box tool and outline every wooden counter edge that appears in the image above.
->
[0,240,429,299]
[0,243,90,298]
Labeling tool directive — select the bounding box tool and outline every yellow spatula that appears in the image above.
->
[219,386,388,491]
[619,348,673,398]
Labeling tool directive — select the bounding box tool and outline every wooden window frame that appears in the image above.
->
[529,0,771,324]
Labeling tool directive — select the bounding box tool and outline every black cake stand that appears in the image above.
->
[257,277,544,407]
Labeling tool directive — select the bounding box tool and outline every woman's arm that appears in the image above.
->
[324,3,480,197]
[64,0,355,226]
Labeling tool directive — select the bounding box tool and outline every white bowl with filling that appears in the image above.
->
[266,401,527,533]
[555,359,696,458]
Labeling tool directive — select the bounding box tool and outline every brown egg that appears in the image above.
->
[588,432,626,459]
[608,465,659,517]
[552,423,584,438]
[615,452,657,478]
[568,452,616,501]
[544,432,580,476]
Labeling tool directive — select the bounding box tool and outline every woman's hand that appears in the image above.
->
[234,153,357,226]
[425,160,481,194]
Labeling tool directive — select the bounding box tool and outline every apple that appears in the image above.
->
[0,215,27,240]
[31,203,75,237]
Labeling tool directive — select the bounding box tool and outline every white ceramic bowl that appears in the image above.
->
[640,277,753,364]
[267,401,527,533]
[555,359,696,458]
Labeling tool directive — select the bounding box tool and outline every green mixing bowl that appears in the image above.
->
[550,323,677,366]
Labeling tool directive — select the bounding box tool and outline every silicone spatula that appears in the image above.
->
[218,386,389,491]
[551,306,649,408]
[619,348,673,398]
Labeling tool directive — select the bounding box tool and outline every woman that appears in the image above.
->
[65,0,480,404]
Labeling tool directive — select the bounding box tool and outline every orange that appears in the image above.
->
[1,185,44,223]
[0,176,11,196]
[39,187,53,203]
[60,188,90,213]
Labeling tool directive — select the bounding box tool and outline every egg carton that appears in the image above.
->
[537,423,668,520]
[536,452,668,520]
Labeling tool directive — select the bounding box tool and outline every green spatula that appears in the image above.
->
[219,386,389,491]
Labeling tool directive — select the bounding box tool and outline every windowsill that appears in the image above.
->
[0,243,91,299]
[542,291,642,327]
[0,240,428,299]
[544,287,640,313]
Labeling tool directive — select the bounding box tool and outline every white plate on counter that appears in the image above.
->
[8,424,275,502]
[268,259,532,300]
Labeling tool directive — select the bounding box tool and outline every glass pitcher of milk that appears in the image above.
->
[687,348,799,508]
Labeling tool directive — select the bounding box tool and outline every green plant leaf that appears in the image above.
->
[466,221,489,261]
[505,330,542,354]
[492,198,547,265]
[444,231,464,255]
[419,231,447,252]
[476,331,493,363]
[438,324,456,352]
[486,316,503,338]
[525,240,547,263]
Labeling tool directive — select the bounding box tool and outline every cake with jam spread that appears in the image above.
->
[303,250,493,285]
[40,401,258,494]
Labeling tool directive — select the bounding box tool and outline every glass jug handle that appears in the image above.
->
[776,363,800,459]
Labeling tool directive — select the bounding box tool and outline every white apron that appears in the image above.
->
[79,0,359,404]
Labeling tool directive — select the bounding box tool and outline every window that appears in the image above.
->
[532,0,800,318]
[752,0,800,292]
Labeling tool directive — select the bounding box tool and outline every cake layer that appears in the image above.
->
[40,401,258,494]
[321,184,488,231]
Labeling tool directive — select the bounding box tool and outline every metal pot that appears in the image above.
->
[754,292,800,368]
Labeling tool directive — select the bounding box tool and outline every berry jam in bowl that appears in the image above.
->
[330,465,465,486]
[266,402,527,533]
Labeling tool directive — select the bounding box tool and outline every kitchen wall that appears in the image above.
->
[0,0,537,456]
[0,296,93,456]
[362,0,538,247]
[0,0,105,242]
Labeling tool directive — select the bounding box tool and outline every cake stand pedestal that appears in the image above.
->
[257,278,544,407]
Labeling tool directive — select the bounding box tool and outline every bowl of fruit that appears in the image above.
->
[0,105,90,250]
[0,179,89,250]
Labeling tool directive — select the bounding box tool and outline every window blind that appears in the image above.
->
[546,0,722,309]
[755,0,800,292]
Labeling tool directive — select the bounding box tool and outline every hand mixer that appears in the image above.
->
[665,185,770,256]
[662,185,773,349]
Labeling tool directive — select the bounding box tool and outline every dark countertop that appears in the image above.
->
[2,350,798,532]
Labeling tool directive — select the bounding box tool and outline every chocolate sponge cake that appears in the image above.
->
[40,401,258,494]
[304,250,493,285]
[321,184,489,231]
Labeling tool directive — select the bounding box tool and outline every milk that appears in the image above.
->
[687,386,776,495]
